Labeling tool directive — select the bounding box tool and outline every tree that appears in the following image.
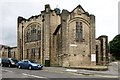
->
[109,34,120,60]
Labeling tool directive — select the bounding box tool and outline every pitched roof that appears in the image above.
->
[71,4,86,13]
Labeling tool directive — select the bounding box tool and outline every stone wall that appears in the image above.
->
[96,35,108,65]
[0,45,18,60]
[1,45,10,58]
[17,4,108,67]
[10,47,18,60]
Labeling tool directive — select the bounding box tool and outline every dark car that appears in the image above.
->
[2,58,18,67]
[0,58,1,66]
[16,60,43,70]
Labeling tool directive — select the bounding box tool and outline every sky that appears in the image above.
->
[0,0,119,47]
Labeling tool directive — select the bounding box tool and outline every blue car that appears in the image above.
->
[16,60,43,70]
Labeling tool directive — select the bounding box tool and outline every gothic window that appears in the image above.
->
[38,48,40,59]
[26,49,29,59]
[76,22,83,42]
[25,23,41,43]
[26,30,30,42]
[31,26,37,41]
[26,31,29,42]
[37,27,41,40]
[24,28,30,43]
[13,51,15,58]
[31,26,36,33]
[31,48,35,59]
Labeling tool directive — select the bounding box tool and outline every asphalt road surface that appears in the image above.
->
[1,67,100,78]
[1,67,119,80]
[0,61,119,80]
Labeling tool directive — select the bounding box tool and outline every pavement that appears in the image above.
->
[43,62,119,77]
[44,67,117,76]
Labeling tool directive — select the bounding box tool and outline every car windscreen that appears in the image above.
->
[29,60,37,63]
[11,59,18,63]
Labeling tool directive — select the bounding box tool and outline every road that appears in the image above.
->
[2,67,101,78]
[0,62,119,80]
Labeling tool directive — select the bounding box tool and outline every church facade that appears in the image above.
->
[17,4,108,67]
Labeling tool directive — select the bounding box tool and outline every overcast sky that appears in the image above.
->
[0,0,119,47]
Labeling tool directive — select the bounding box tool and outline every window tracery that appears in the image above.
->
[24,23,41,43]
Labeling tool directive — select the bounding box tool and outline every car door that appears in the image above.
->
[23,61,29,68]
[5,59,10,66]
[19,61,24,68]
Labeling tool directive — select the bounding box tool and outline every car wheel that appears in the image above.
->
[18,65,21,69]
[28,66,32,70]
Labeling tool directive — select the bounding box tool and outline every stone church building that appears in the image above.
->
[17,4,108,67]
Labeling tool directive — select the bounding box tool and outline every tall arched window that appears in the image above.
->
[26,31,30,42]
[26,49,29,59]
[38,48,40,59]
[24,23,41,43]
[25,29,30,42]
[37,26,41,40]
[31,26,37,41]
[76,22,83,42]
[31,48,35,60]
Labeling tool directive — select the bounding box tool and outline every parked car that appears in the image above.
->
[0,58,1,66]
[2,58,18,67]
[16,60,43,70]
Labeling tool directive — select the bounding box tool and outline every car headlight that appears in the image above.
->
[11,62,15,64]
[38,65,42,67]
[37,65,40,67]
[31,64,37,66]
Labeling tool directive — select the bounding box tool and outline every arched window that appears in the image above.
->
[76,22,83,42]
[38,48,40,59]
[26,31,30,42]
[31,48,35,60]
[26,49,29,59]
[24,23,41,43]
[25,29,30,42]
[31,26,37,41]
[37,26,41,40]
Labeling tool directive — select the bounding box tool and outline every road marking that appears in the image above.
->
[22,73,46,78]
[43,69,65,74]
[22,73,28,76]
[66,69,77,72]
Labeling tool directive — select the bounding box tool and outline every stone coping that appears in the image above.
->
[65,66,108,71]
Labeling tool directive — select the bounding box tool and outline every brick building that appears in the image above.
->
[17,4,108,67]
